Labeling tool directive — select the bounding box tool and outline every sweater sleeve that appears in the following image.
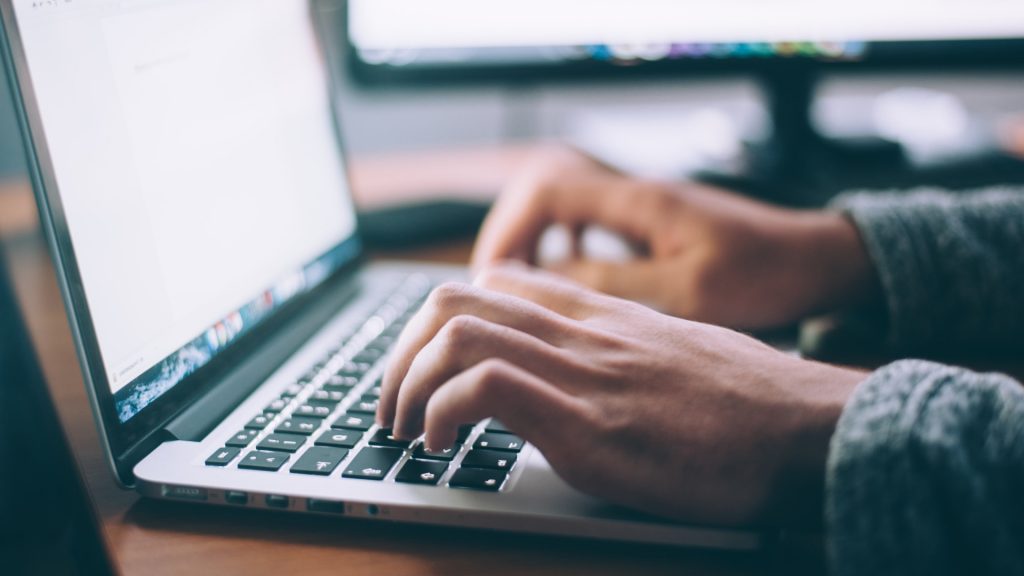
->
[826,360,1024,576]
[830,187,1024,352]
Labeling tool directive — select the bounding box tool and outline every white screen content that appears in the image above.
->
[14,0,357,393]
[350,0,1024,49]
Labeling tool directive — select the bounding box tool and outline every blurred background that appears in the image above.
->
[2,0,1024,221]
[1,4,1023,191]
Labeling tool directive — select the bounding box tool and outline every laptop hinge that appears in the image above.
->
[163,273,364,442]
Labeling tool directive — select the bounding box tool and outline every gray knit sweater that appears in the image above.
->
[826,188,1024,575]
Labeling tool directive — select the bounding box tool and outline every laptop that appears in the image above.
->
[0,250,115,575]
[0,0,760,549]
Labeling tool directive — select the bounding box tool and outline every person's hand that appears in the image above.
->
[378,264,866,527]
[472,146,879,330]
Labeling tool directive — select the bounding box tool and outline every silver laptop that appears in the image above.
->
[0,0,760,549]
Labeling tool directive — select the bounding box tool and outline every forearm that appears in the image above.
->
[830,186,1024,352]
[826,360,1024,576]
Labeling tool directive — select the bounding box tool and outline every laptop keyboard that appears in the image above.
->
[203,275,525,493]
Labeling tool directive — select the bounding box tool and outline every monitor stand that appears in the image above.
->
[698,65,908,207]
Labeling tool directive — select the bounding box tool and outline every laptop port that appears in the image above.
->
[163,485,207,501]
[307,499,345,514]
[224,491,248,505]
[265,495,290,509]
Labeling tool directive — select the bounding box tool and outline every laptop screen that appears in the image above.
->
[11,0,359,422]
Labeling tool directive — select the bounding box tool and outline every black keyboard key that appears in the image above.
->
[368,428,412,449]
[366,337,395,353]
[341,447,403,480]
[290,446,348,476]
[257,433,306,453]
[348,399,379,415]
[226,429,259,448]
[485,419,513,434]
[304,361,329,380]
[311,389,345,403]
[276,417,321,435]
[475,433,524,453]
[449,468,507,491]
[280,383,305,398]
[412,442,461,462]
[352,348,384,364]
[356,393,385,412]
[239,450,289,471]
[205,447,240,467]
[332,413,374,431]
[306,397,341,409]
[395,459,448,485]
[462,449,517,471]
[294,404,333,419]
[456,424,476,443]
[245,414,272,430]
[264,398,290,413]
[314,429,362,449]
[324,375,359,390]
[337,362,372,377]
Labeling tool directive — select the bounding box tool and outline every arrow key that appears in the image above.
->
[395,459,448,485]
[290,446,348,476]
[412,442,461,462]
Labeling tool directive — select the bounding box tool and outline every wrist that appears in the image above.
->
[787,211,882,317]
[769,361,865,528]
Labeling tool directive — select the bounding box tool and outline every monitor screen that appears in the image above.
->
[348,0,1024,73]
[11,0,359,422]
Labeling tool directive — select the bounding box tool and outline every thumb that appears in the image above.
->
[549,259,668,308]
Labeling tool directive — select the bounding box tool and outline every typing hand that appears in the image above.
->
[472,146,878,330]
[378,264,865,527]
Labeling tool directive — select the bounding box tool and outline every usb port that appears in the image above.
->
[307,499,345,514]
[225,491,248,505]
[265,495,290,509]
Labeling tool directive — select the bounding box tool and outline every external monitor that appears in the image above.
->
[346,0,1024,83]
[345,1,1024,197]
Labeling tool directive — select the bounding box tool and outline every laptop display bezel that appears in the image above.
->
[0,0,367,485]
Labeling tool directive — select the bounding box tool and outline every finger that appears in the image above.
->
[470,179,552,269]
[471,171,655,271]
[377,281,576,427]
[550,259,669,309]
[391,315,573,439]
[473,262,604,320]
[422,358,587,455]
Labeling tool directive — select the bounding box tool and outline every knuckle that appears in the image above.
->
[468,358,512,400]
[439,314,485,349]
[427,281,472,314]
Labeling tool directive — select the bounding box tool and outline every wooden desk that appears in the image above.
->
[0,149,796,576]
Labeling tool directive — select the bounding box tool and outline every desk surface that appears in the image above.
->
[0,148,808,576]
